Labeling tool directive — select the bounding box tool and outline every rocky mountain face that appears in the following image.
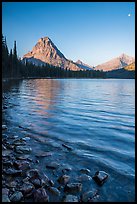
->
[95,53,135,71]
[75,60,94,70]
[23,37,83,71]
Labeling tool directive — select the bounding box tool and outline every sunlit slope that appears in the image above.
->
[124,62,135,71]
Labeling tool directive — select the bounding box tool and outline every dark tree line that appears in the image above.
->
[2,35,106,79]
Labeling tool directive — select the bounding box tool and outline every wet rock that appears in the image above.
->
[2,144,7,150]
[9,188,16,194]
[13,138,26,143]
[57,175,70,185]
[6,145,14,150]
[30,178,42,188]
[2,133,8,138]
[23,191,33,198]
[6,181,17,188]
[64,183,82,193]
[46,162,59,169]
[2,195,11,202]
[48,179,54,187]
[14,160,30,171]
[48,187,60,196]
[2,188,10,202]
[57,186,63,191]
[2,125,7,130]
[80,168,91,174]
[40,178,48,187]
[10,191,23,202]
[2,180,6,187]
[4,175,15,183]
[23,177,30,183]
[13,134,19,138]
[27,157,33,162]
[16,155,30,160]
[82,190,98,202]
[2,157,8,162]
[3,161,13,167]
[92,171,108,185]
[8,155,15,160]
[13,141,26,146]
[2,150,12,157]
[26,169,40,179]
[15,146,32,154]
[2,138,7,143]
[33,188,49,202]
[35,151,52,157]
[77,174,92,182]
[62,143,72,150]
[61,164,72,173]
[35,159,39,164]
[28,171,50,188]
[2,188,9,195]
[4,168,22,176]
[34,136,48,143]
[33,174,50,188]
[15,138,25,142]
[9,135,19,139]
[20,182,34,195]
[63,195,78,202]
[21,137,30,141]
[5,141,11,146]
[52,169,59,176]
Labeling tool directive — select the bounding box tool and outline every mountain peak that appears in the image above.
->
[44,36,50,40]
[119,53,131,59]
[23,37,82,71]
[119,53,135,64]
[38,36,51,42]
[76,60,93,70]
[76,60,83,64]
[120,53,127,57]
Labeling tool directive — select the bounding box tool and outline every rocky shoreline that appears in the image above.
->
[2,123,109,202]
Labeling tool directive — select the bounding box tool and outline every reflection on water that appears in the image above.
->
[18,79,62,118]
[2,79,135,202]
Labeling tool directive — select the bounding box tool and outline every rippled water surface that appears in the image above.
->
[2,79,135,202]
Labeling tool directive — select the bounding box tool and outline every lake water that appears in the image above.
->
[2,78,135,202]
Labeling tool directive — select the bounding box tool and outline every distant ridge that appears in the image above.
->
[95,53,135,71]
[75,60,94,70]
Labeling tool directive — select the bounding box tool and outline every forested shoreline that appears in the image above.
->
[2,35,135,79]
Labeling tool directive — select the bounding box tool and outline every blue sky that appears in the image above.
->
[2,2,135,66]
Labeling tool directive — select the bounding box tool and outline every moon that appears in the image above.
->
[128,13,131,17]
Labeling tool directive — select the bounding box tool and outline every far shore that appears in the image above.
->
[2,77,106,81]
[2,77,134,81]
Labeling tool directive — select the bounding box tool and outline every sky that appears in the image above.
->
[2,2,135,66]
